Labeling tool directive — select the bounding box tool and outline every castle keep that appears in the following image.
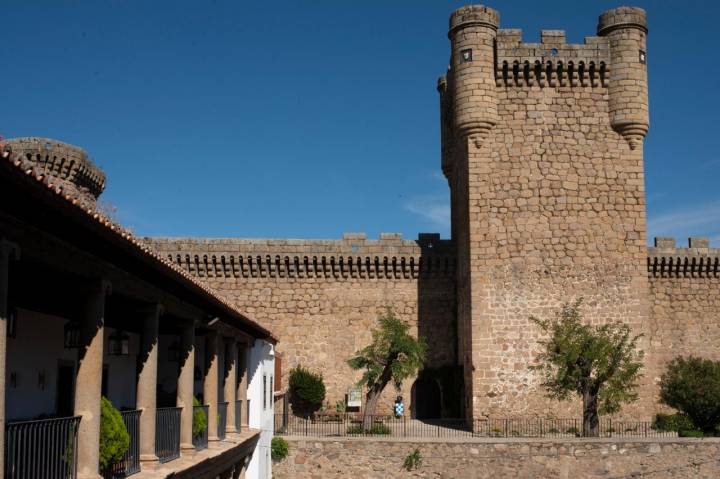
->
[10,5,717,424]
[146,5,720,422]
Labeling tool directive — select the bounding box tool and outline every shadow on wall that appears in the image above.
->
[415,233,462,419]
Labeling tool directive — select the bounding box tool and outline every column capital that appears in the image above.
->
[0,239,20,262]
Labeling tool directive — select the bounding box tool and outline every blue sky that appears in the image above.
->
[2,1,719,245]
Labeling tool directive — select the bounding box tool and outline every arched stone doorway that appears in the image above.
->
[411,377,442,419]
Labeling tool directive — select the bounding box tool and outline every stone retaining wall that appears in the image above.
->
[272,437,720,479]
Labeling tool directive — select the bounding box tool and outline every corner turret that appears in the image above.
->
[447,5,499,148]
[598,7,649,149]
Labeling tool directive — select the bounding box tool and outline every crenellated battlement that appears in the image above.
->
[146,233,455,280]
[648,237,720,277]
[495,30,610,87]
[4,137,106,202]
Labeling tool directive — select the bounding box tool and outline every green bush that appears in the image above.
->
[99,397,130,470]
[679,429,704,438]
[403,448,422,471]
[651,413,695,433]
[193,396,208,438]
[346,424,390,435]
[271,437,289,461]
[289,365,326,407]
[368,424,391,435]
[659,356,720,434]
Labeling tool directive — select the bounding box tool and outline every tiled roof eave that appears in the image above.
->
[0,148,277,343]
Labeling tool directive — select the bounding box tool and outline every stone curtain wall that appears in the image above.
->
[147,234,456,415]
[273,437,720,479]
[646,238,720,385]
[440,7,653,419]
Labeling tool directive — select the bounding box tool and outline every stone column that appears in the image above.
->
[75,280,111,479]
[0,240,20,479]
[204,330,220,441]
[136,304,162,463]
[224,338,238,433]
[236,342,249,426]
[177,320,196,451]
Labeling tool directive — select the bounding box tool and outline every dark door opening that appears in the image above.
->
[412,378,442,419]
[56,362,75,417]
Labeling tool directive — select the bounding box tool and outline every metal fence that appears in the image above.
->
[155,407,181,463]
[193,405,209,451]
[218,402,228,440]
[273,415,678,439]
[5,415,82,479]
[235,400,242,431]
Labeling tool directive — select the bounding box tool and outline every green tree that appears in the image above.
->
[99,396,130,470]
[288,365,326,415]
[659,356,720,434]
[530,300,644,437]
[347,309,426,430]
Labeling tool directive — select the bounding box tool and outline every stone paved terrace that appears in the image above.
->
[133,429,260,479]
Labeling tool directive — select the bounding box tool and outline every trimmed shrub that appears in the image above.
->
[659,356,720,434]
[346,424,391,435]
[651,413,694,433]
[193,396,208,438]
[99,397,130,470]
[271,437,289,461]
[289,365,326,410]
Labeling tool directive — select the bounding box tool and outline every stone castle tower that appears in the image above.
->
[142,5,720,423]
[439,6,652,418]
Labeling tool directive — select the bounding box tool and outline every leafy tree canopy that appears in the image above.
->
[347,308,426,427]
[531,300,644,414]
[347,308,427,393]
[659,356,720,434]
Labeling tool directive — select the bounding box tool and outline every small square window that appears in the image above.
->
[460,49,472,63]
[639,50,646,64]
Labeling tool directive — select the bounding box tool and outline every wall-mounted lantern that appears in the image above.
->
[64,321,80,349]
[108,330,130,356]
[7,307,17,338]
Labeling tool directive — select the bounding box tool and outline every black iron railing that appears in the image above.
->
[273,414,678,439]
[218,402,228,440]
[5,415,81,479]
[102,410,141,478]
[155,407,181,463]
[192,405,209,451]
[235,400,243,431]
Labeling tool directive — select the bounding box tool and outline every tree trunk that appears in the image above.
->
[362,364,393,431]
[362,386,383,431]
[582,389,600,437]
